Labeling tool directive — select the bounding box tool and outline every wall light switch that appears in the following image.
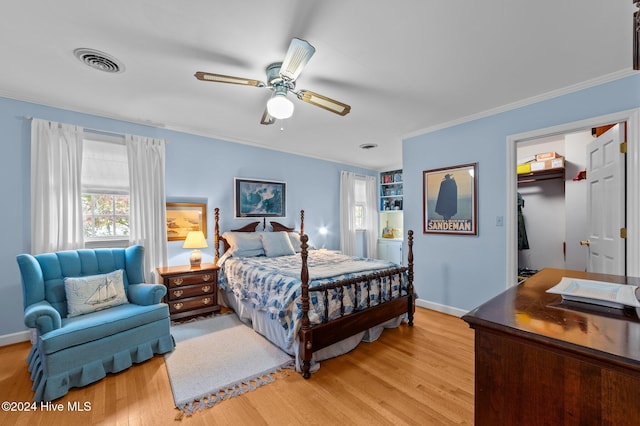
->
[496,216,504,226]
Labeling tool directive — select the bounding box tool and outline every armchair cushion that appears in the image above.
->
[39,303,169,355]
[64,269,128,317]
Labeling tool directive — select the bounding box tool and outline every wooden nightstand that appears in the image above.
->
[156,263,220,320]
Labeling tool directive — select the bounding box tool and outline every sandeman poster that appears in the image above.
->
[423,163,477,235]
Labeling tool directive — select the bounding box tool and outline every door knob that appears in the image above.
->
[580,240,590,246]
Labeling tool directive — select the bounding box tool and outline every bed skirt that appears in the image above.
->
[219,288,404,373]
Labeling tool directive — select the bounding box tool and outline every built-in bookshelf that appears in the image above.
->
[378,169,403,262]
[380,169,403,211]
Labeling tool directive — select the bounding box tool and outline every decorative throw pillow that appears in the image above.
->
[64,269,128,318]
[260,232,296,257]
[222,231,265,257]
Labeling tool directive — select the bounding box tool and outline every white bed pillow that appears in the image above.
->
[288,232,316,252]
[288,232,302,252]
[260,232,296,257]
[222,231,264,257]
[64,269,128,318]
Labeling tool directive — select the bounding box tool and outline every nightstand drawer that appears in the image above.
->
[167,283,214,300]
[157,263,220,320]
[167,273,214,288]
[169,295,217,314]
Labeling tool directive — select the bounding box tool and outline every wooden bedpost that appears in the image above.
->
[300,209,305,235]
[407,230,415,326]
[298,233,312,379]
[214,207,220,264]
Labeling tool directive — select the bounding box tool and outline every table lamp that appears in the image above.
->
[183,231,208,268]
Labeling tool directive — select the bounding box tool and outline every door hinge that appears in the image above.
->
[621,228,627,239]
[620,141,627,153]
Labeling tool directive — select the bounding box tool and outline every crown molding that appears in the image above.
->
[403,69,638,140]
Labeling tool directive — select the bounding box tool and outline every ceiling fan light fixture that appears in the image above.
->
[193,37,350,124]
[267,90,294,119]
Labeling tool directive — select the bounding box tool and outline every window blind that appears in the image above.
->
[81,137,129,194]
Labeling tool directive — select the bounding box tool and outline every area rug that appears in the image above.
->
[164,313,293,415]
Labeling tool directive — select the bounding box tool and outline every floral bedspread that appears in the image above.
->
[218,250,406,346]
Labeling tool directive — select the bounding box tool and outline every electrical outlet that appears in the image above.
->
[496,216,504,226]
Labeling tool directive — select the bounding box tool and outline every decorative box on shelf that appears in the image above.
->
[156,263,220,320]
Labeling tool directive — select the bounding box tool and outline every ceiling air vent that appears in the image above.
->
[73,48,124,73]
[359,143,378,150]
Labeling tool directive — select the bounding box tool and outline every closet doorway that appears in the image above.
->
[505,109,640,287]
[516,124,625,276]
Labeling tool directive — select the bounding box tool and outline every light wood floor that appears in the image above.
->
[0,308,474,425]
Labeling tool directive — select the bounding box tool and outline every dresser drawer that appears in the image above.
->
[166,272,215,288]
[167,283,214,301]
[169,294,217,314]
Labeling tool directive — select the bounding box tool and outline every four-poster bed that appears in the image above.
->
[213,207,415,378]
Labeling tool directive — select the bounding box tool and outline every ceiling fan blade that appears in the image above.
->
[194,71,265,87]
[260,107,275,125]
[279,38,316,81]
[296,90,351,116]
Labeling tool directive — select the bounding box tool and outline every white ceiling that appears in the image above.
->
[1,1,636,171]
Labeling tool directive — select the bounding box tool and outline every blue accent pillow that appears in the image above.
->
[260,232,296,257]
[64,269,128,317]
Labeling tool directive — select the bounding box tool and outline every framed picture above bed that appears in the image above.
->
[166,202,207,241]
[234,178,286,218]
[423,163,477,235]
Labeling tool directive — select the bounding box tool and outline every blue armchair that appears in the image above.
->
[16,245,174,401]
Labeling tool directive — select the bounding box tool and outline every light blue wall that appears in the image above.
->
[0,96,374,337]
[404,73,640,313]
[163,132,363,265]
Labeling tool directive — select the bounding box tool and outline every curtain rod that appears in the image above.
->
[23,116,168,143]
[24,116,124,139]
[342,170,374,179]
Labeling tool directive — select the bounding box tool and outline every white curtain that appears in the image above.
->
[340,171,379,257]
[126,134,168,281]
[363,175,379,258]
[31,119,84,254]
[340,171,357,255]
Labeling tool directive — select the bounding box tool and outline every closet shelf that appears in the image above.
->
[517,167,565,185]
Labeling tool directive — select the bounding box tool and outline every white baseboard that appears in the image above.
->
[0,300,466,347]
[416,297,469,318]
[0,330,31,347]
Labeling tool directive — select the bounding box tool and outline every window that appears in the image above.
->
[82,194,129,237]
[354,205,365,229]
[81,134,129,244]
[354,178,367,230]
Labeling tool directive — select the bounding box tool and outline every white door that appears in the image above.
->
[585,124,626,274]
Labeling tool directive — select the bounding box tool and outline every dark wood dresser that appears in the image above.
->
[156,263,220,320]
[462,268,640,425]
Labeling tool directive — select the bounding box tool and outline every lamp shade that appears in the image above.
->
[267,92,294,119]
[183,231,208,249]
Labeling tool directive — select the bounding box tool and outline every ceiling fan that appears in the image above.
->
[195,38,351,125]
